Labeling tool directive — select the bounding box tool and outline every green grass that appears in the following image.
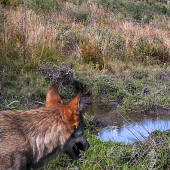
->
[41,123,170,170]
[94,0,170,24]
[1,0,170,169]
[0,72,50,110]
[1,63,170,113]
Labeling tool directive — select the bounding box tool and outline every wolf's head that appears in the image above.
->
[63,116,89,160]
[45,84,89,160]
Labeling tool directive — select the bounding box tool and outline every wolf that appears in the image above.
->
[0,84,89,170]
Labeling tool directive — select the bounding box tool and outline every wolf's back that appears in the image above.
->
[0,111,30,170]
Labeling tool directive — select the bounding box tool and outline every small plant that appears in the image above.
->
[58,29,82,55]
[67,4,91,22]
[25,0,61,13]
[137,38,169,64]
[80,39,104,70]
[0,0,22,7]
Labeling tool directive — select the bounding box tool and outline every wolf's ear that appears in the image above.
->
[45,84,63,107]
[64,92,81,130]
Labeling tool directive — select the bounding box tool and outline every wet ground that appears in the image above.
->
[80,99,170,144]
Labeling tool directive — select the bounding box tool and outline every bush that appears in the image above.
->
[106,34,126,61]
[67,4,91,22]
[57,29,83,55]
[25,0,61,13]
[80,39,104,70]
[0,34,23,71]
[137,38,169,63]
[97,0,170,23]
[0,0,22,7]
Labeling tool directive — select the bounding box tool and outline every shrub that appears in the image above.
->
[80,39,104,70]
[106,34,126,61]
[57,29,83,55]
[97,0,170,23]
[0,0,22,7]
[34,44,60,62]
[67,4,91,22]
[137,38,169,63]
[25,0,61,13]
[0,33,23,71]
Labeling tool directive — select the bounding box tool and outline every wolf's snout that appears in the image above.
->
[80,136,90,151]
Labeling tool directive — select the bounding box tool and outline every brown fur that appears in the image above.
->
[0,85,89,170]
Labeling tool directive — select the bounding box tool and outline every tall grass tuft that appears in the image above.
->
[66,3,91,23]
[80,39,104,70]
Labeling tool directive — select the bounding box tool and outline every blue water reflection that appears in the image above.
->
[98,118,170,143]
[81,101,170,143]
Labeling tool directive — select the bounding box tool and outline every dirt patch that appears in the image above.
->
[146,105,170,115]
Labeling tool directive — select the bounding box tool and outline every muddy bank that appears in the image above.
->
[80,97,170,130]
[87,118,115,127]
[146,105,170,115]
[87,105,170,129]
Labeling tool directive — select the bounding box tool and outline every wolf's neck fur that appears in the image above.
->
[14,106,72,163]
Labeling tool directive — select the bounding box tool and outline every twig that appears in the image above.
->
[78,159,103,170]
[34,101,45,105]
[155,90,161,95]
[21,2,27,65]
[7,100,20,106]
[116,110,147,141]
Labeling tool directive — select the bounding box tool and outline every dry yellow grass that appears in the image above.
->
[1,1,170,65]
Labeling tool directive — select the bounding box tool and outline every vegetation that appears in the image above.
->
[42,123,170,170]
[1,0,170,112]
[0,0,170,169]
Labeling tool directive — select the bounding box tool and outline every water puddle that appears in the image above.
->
[81,101,170,144]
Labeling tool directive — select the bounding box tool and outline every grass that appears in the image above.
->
[1,0,170,70]
[1,62,170,112]
[0,72,50,110]
[74,62,170,113]
[40,123,170,170]
[95,0,170,25]
[0,0,170,169]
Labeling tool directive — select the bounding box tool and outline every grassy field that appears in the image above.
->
[0,0,170,169]
[44,128,170,170]
[1,0,170,112]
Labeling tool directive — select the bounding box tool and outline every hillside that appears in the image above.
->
[0,1,170,169]
[1,0,170,111]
